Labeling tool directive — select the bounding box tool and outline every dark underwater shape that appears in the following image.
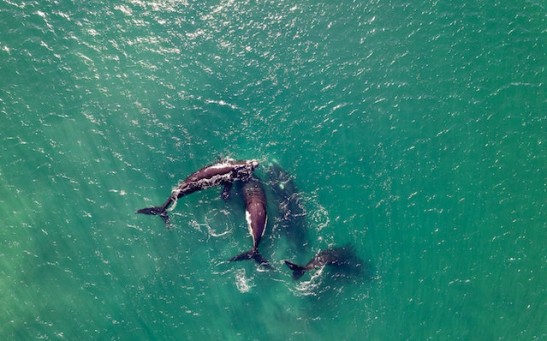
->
[230,176,272,269]
[284,245,363,280]
[137,158,259,224]
[266,162,309,254]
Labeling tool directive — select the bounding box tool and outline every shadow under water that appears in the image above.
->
[266,161,310,256]
[284,244,371,283]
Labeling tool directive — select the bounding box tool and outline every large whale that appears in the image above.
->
[284,246,362,280]
[137,158,259,224]
[230,176,272,269]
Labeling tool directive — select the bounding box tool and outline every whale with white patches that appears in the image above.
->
[230,176,272,269]
[137,158,259,224]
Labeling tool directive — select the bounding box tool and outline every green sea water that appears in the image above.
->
[1,0,545,339]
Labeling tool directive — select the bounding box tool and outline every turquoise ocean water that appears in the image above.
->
[1,0,545,339]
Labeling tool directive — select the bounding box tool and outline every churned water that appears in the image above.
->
[1,0,545,339]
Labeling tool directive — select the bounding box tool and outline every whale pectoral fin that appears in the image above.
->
[284,260,307,280]
[221,183,233,200]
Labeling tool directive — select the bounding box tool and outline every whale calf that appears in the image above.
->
[284,246,362,279]
[137,158,259,224]
[267,162,308,254]
[230,177,272,269]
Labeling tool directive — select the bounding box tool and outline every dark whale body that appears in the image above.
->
[230,177,272,269]
[284,246,362,280]
[137,158,259,224]
[267,162,308,254]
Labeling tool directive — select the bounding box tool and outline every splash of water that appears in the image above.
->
[235,269,254,293]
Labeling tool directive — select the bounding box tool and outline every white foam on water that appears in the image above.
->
[234,269,253,293]
[293,266,326,297]
[204,209,233,238]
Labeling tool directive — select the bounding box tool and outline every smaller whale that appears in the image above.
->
[230,177,272,269]
[267,162,308,254]
[284,246,362,280]
[137,158,259,224]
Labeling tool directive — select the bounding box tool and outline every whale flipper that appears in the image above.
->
[284,260,307,279]
[230,250,272,269]
[221,183,233,200]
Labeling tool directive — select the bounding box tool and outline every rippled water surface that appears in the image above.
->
[1,0,545,339]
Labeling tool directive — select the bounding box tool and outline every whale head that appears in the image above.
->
[231,159,260,180]
[247,159,259,171]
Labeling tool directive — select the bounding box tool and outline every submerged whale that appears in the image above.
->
[267,162,308,254]
[284,245,362,280]
[137,158,259,224]
[230,176,272,269]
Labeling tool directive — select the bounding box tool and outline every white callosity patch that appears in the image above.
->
[208,161,233,170]
[261,216,267,237]
[195,174,231,188]
[174,173,232,196]
[245,210,255,244]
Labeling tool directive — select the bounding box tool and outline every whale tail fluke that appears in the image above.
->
[284,260,307,280]
[136,206,170,224]
[230,249,272,269]
[137,206,163,215]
